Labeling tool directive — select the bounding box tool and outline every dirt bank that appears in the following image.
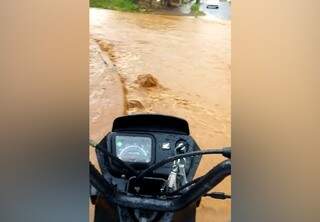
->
[89,39,125,142]
[90,8,230,221]
[89,39,126,222]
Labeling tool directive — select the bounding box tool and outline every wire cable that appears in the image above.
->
[165,176,204,196]
[89,140,138,176]
[135,148,229,182]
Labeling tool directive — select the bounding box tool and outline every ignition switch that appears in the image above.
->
[175,139,189,154]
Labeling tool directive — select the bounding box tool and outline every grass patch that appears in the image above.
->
[191,2,205,17]
[90,0,139,12]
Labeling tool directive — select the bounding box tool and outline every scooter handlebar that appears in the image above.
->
[90,159,231,211]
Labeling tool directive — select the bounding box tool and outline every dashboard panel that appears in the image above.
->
[95,114,201,194]
[102,131,199,178]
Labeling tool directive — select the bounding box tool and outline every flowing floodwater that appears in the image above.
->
[90,8,230,221]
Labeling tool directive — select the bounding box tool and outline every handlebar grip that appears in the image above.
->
[222,147,231,158]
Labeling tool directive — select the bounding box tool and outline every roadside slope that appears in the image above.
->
[89,39,125,222]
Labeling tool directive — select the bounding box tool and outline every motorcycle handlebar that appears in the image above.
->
[90,159,231,211]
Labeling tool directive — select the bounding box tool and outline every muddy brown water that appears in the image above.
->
[90,8,230,222]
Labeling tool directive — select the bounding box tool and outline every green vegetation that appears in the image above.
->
[191,2,204,17]
[90,0,139,12]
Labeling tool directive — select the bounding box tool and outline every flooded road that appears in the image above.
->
[90,8,230,221]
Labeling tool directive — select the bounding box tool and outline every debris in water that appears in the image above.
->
[96,39,113,52]
[95,39,117,62]
[134,74,162,89]
[127,99,145,109]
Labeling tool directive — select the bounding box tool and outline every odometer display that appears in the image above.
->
[115,135,152,163]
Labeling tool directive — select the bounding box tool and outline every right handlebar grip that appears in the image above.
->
[222,147,231,158]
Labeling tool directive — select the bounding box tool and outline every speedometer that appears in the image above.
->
[115,135,152,163]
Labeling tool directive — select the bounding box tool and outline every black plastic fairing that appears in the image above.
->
[112,114,190,135]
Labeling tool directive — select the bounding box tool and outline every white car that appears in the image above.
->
[206,0,220,9]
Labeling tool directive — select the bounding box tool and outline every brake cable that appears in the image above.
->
[166,175,231,200]
[165,176,204,196]
[136,147,231,182]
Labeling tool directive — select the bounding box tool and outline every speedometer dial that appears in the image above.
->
[115,136,152,163]
[118,145,148,162]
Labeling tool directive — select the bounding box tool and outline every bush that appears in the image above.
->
[191,2,204,17]
[90,0,139,12]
